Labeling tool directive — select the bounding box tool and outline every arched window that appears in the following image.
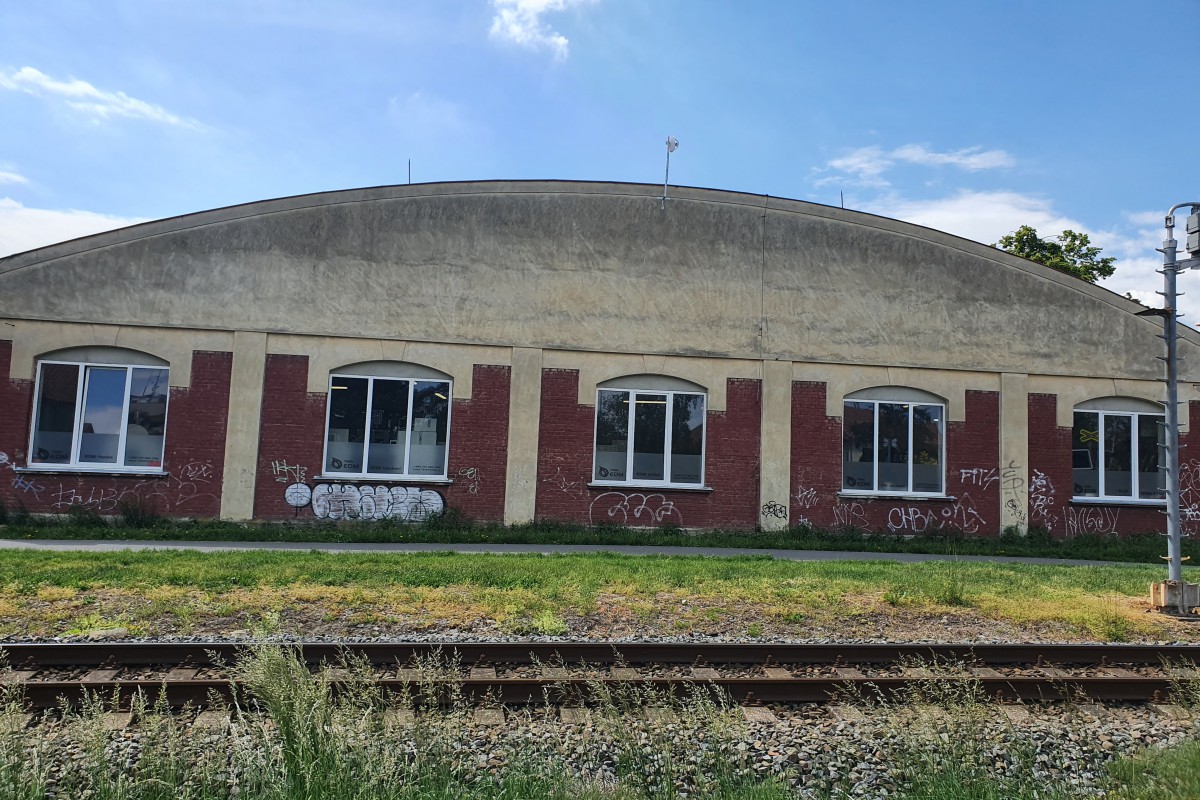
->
[1072,397,1164,501]
[28,347,169,471]
[593,375,707,487]
[842,387,945,495]
[323,361,452,480]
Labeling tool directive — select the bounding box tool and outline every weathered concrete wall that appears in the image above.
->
[2,181,1191,382]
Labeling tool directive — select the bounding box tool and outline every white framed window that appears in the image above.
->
[842,388,945,495]
[1072,398,1164,501]
[323,366,452,480]
[28,358,169,472]
[593,378,706,487]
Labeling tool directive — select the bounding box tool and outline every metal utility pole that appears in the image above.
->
[1157,202,1200,612]
[661,137,679,209]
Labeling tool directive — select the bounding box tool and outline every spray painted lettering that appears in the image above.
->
[886,493,986,534]
[832,502,868,530]
[761,501,789,520]
[1028,469,1056,531]
[283,483,445,522]
[271,460,308,484]
[1065,506,1119,537]
[589,492,683,527]
[457,466,481,495]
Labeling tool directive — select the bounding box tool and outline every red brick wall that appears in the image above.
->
[253,357,510,523]
[534,369,761,529]
[791,383,1003,535]
[1027,393,1179,537]
[0,343,231,519]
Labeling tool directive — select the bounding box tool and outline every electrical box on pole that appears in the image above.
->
[1188,209,1200,257]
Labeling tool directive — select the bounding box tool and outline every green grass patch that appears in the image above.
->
[0,548,1184,640]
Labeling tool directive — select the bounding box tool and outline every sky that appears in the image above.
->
[1,1,1198,317]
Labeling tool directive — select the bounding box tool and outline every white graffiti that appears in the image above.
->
[47,461,218,513]
[271,460,307,484]
[794,468,822,509]
[886,493,986,534]
[1180,459,1200,534]
[457,466,481,495]
[832,502,868,530]
[291,483,445,522]
[1029,469,1056,531]
[794,516,812,528]
[958,467,999,491]
[1065,506,1119,537]
[543,466,585,499]
[588,492,683,527]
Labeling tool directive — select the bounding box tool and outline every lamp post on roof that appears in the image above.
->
[1149,202,1200,614]
[661,137,679,209]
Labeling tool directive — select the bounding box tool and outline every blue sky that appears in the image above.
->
[1,1,1198,314]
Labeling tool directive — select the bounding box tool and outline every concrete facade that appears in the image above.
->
[1,180,1196,536]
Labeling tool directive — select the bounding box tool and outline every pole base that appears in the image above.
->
[1151,580,1200,613]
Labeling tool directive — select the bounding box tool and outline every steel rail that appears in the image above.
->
[4,641,1200,669]
[5,674,1180,710]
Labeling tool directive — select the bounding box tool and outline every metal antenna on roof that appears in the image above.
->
[661,137,679,209]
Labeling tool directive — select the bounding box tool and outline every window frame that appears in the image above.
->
[321,372,453,481]
[1071,408,1165,503]
[25,359,171,474]
[841,398,947,497]
[591,386,707,489]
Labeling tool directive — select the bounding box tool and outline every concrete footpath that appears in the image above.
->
[0,538,1136,568]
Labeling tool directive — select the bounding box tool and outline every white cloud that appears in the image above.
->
[0,66,202,129]
[868,189,1196,321]
[818,143,1014,188]
[0,197,145,258]
[489,0,595,59]
[0,170,27,185]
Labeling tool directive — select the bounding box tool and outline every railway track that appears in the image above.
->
[2,641,1199,711]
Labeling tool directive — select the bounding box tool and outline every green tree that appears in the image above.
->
[996,225,1116,283]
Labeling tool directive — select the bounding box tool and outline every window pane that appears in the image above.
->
[124,368,168,468]
[326,377,368,473]
[408,381,449,476]
[842,401,874,490]
[632,393,667,481]
[1138,414,1165,499]
[912,404,942,493]
[670,394,705,484]
[1072,412,1100,496]
[595,390,629,481]
[1103,414,1133,497]
[877,403,909,492]
[366,379,409,475]
[78,367,126,464]
[31,363,79,464]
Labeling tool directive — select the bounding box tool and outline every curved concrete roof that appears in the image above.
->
[0,180,1189,380]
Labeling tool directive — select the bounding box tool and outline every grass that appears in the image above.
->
[0,646,795,800]
[4,647,1200,799]
[1,501,1195,565]
[0,548,1188,641]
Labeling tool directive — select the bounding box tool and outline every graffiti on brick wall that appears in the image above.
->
[794,469,823,510]
[0,452,47,500]
[27,460,219,514]
[543,465,585,499]
[886,492,986,534]
[958,467,999,491]
[283,483,445,522]
[832,501,868,530]
[589,492,682,527]
[271,460,308,484]
[1064,506,1119,537]
[1180,460,1200,532]
[1029,469,1057,532]
[761,501,788,521]
[457,466,481,495]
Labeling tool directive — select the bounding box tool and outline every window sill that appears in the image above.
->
[588,482,714,494]
[1070,497,1166,507]
[15,466,169,478]
[313,475,454,485]
[838,491,957,502]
